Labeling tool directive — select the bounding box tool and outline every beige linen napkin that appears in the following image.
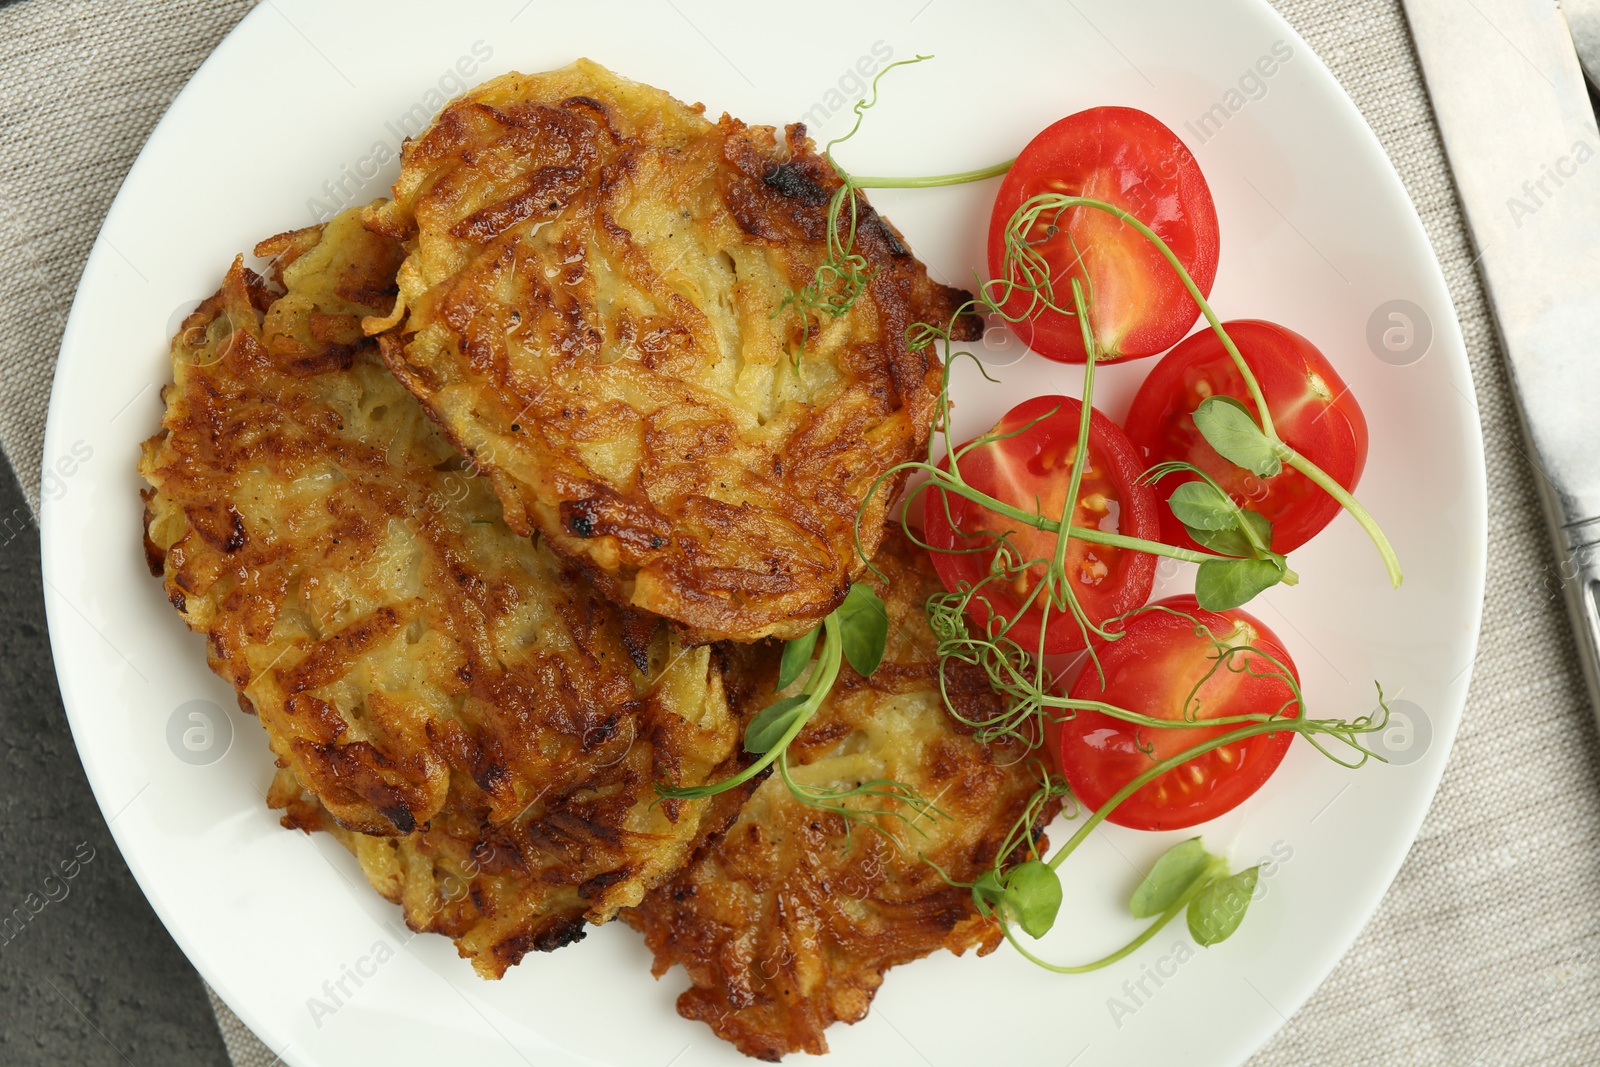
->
[2,1,1595,1064]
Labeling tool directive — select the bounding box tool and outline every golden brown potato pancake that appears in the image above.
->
[140,205,752,977]
[367,59,980,645]
[625,527,1057,1060]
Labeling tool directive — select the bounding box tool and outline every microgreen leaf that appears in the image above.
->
[837,583,889,677]
[743,695,810,755]
[1167,482,1240,532]
[1187,865,1261,947]
[1186,523,1254,559]
[1237,509,1273,553]
[1186,509,1274,560]
[1002,860,1063,939]
[1194,557,1285,611]
[837,190,1399,979]
[1129,837,1214,918]
[1193,397,1282,478]
[777,625,821,691]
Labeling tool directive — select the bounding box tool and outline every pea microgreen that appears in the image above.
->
[685,59,1406,981]
[743,694,810,755]
[658,582,929,845]
[656,614,841,804]
[1129,836,1213,918]
[837,582,889,676]
[1166,480,1247,531]
[773,54,1014,365]
[1143,461,1281,570]
[1194,556,1289,612]
[771,55,933,362]
[1000,860,1063,939]
[1187,865,1262,947]
[776,625,821,691]
[1191,395,1284,478]
[981,834,1265,974]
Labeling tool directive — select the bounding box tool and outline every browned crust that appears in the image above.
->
[373,59,981,645]
[138,208,754,977]
[624,528,1056,1059]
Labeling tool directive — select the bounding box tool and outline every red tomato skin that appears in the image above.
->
[1123,320,1369,554]
[987,106,1220,364]
[921,395,1159,655]
[1046,596,1300,831]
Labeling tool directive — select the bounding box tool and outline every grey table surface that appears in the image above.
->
[0,459,230,1067]
[3,1,1600,1066]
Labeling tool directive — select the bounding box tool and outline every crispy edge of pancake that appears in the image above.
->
[624,528,1058,1059]
[366,58,982,645]
[265,634,773,977]
[138,205,760,976]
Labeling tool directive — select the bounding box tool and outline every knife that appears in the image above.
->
[1567,0,1600,89]
[1403,0,1600,716]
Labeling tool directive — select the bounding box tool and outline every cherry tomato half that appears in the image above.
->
[922,395,1159,655]
[987,107,1220,364]
[1048,596,1300,831]
[1123,319,1369,554]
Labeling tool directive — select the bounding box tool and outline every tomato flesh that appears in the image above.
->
[1047,596,1300,831]
[987,106,1220,363]
[1123,319,1368,554]
[922,396,1158,655]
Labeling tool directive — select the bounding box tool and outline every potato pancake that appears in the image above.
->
[140,205,752,977]
[624,527,1058,1060]
[366,59,981,644]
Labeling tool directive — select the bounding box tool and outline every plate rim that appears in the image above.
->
[37,1,1489,1063]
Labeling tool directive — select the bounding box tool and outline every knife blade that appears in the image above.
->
[1404,0,1600,715]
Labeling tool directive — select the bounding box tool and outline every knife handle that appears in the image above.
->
[1560,520,1600,716]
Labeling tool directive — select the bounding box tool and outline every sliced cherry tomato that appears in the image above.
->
[1123,319,1369,554]
[987,106,1220,364]
[921,395,1159,655]
[1047,595,1300,831]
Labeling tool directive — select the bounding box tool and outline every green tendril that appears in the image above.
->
[772,55,1020,367]
[992,760,1075,865]
[770,179,873,366]
[655,586,939,840]
[1001,861,1220,973]
[821,55,937,169]
[772,56,937,363]
[1000,193,1403,588]
[778,748,949,856]
[1045,683,1392,880]
[752,59,1406,976]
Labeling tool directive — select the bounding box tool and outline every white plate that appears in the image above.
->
[40,1,1485,1064]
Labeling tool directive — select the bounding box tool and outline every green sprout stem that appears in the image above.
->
[1282,446,1403,587]
[850,159,1014,189]
[1046,715,1368,875]
[892,459,1300,583]
[777,749,949,851]
[1001,857,1224,973]
[1042,278,1109,643]
[1050,700,1297,734]
[1001,192,1400,589]
[747,59,1403,973]
[656,616,842,802]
